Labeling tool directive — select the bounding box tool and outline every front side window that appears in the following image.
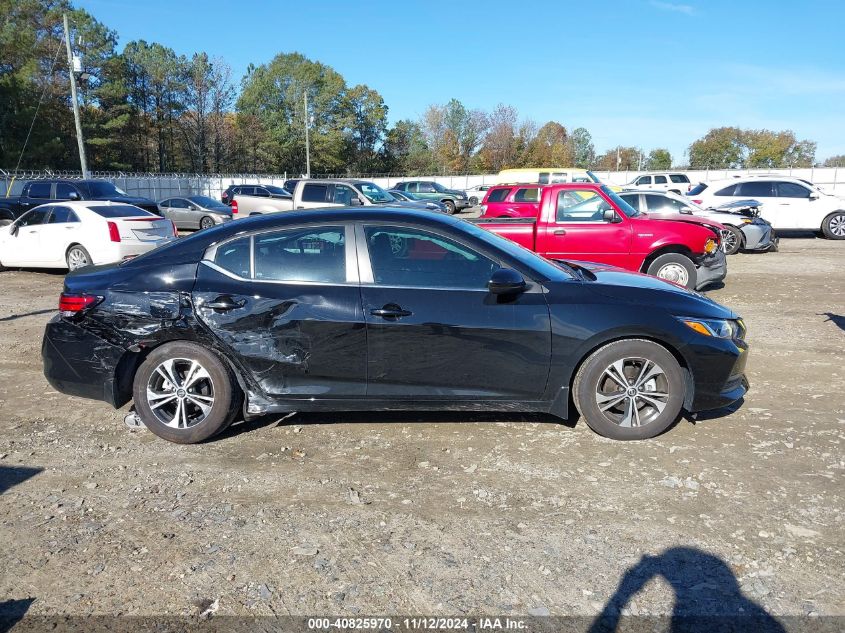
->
[513,187,539,203]
[556,190,612,222]
[620,194,640,213]
[332,185,356,205]
[254,226,346,283]
[636,176,652,185]
[48,206,79,224]
[55,183,80,199]
[17,208,50,226]
[644,194,684,213]
[254,188,270,197]
[301,184,329,203]
[737,181,774,197]
[418,182,436,193]
[776,182,811,198]
[365,226,498,290]
[654,175,668,184]
[27,182,52,199]
[170,198,190,209]
[84,182,128,197]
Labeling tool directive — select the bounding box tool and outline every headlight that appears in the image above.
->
[704,238,718,254]
[679,317,742,339]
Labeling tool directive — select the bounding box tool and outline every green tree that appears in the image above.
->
[382,119,434,174]
[823,154,845,167]
[346,84,388,173]
[688,127,745,169]
[569,127,595,169]
[645,148,672,170]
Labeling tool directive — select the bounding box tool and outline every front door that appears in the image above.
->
[773,181,816,229]
[4,207,50,265]
[193,224,367,398]
[357,223,551,400]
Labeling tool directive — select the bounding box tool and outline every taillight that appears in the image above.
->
[107,221,121,242]
[231,200,238,215]
[170,220,177,237]
[59,293,101,316]
[692,199,703,205]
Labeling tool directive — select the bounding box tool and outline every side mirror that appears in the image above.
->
[68,192,80,201]
[350,196,364,206]
[10,223,19,236]
[680,207,694,214]
[603,209,620,223]
[488,268,527,295]
[809,192,819,200]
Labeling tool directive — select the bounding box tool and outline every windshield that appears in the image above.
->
[601,186,641,217]
[358,182,395,203]
[188,195,227,208]
[85,181,129,197]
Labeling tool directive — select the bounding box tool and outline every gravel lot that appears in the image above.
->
[0,233,842,626]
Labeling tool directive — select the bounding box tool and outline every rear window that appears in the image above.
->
[687,183,708,195]
[669,174,690,183]
[487,188,511,203]
[88,205,156,218]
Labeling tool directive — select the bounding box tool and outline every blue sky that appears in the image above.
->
[78,0,845,163]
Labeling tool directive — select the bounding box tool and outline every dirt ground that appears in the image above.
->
[0,233,842,626]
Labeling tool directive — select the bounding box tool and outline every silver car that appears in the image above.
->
[157,195,233,230]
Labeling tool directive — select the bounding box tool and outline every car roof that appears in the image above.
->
[703,175,811,186]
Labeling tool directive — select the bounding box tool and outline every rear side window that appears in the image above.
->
[654,175,667,184]
[737,181,774,197]
[214,236,251,279]
[27,182,52,199]
[55,183,81,199]
[714,184,738,196]
[487,188,511,203]
[513,187,539,203]
[776,182,811,198]
[301,184,329,203]
[670,174,690,183]
[88,204,155,218]
[48,206,79,223]
[254,226,346,283]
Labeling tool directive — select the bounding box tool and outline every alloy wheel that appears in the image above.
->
[594,357,670,428]
[146,358,215,429]
[721,229,738,253]
[67,248,89,270]
[200,217,214,230]
[655,263,689,286]
[830,214,845,237]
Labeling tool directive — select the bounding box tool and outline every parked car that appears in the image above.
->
[465,184,494,206]
[473,183,726,290]
[42,207,748,444]
[387,189,449,212]
[619,190,777,255]
[0,201,176,271]
[158,195,233,230]
[623,173,692,194]
[391,181,470,214]
[479,185,542,218]
[233,179,436,216]
[496,167,600,185]
[689,176,845,239]
[220,184,291,207]
[0,179,159,225]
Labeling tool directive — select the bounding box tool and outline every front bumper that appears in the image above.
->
[688,336,750,411]
[454,199,472,210]
[693,249,727,290]
[740,222,777,251]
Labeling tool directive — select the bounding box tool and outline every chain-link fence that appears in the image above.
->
[2,167,843,199]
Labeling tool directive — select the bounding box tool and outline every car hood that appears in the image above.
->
[638,212,725,232]
[556,260,736,319]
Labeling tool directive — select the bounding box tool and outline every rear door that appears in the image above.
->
[18,182,53,215]
[193,224,367,399]
[39,205,82,264]
[357,223,551,399]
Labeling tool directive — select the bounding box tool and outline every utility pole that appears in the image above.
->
[304,92,311,177]
[63,14,89,178]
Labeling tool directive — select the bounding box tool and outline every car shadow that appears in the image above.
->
[588,547,785,633]
[819,312,845,333]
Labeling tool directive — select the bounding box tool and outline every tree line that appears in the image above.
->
[0,0,832,175]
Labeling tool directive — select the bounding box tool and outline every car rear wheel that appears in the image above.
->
[822,211,845,239]
[720,225,744,255]
[66,245,92,271]
[133,342,240,444]
[646,253,697,289]
[572,339,685,440]
[443,200,456,215]
[199,216,214,230]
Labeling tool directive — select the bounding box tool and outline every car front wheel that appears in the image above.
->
[443,200,456,214]
[822,211,845,239]
[720,226,744,255]
[646,253,697,289]
[199,216,214,230]
[133,342,240,444]
[572,339,686,440]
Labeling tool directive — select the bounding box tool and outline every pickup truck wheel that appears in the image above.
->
[443,200,456,215]
[821,211,845,239]
[646,253,697,289]
[720,225,744,255]
[573,339,685,440]
[66,245,92,271]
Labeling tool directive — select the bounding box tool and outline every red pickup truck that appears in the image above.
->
[473,183,726,290]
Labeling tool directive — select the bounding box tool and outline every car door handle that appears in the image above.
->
[553,229,566,235]
[371,306,412,319]
[205,295,246,311]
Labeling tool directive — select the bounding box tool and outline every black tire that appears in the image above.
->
[469,196,479,206]
[720,225,744,255]
[645,253,697,289]
[668,189,681,195]
[443,200,456,215]
[66,244,92,271]
[199,216,214,230]
[572,339,685,441]
[132,341,240,444]
[821,211,845,239]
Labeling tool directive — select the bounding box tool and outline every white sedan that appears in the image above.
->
[0,201,176,271]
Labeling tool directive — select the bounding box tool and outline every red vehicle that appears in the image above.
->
[480,184,541,218]
[473,183,726,290]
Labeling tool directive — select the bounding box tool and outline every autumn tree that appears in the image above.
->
[524,121,573,166]
[594,146,643,171]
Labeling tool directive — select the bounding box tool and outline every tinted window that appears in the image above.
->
[17,208,50,226]
[301,184,329,203]
[513,187,539,203]
[688,183,708,195]
[644,194,685,213]
[27,182,51,199]
[332,185,356,205]
[189,195,226,208]
[670,174,690,183]
[550,172,568,184]
[48,206,79,223]
[365,226,498,290]
[538,173,550,185]
[160,199,172,207]
[418,182,436,193]
[737,181,774,197]
[487,188,511,203]
[556,190,612,222]
[85,182,127,197]
[654,175,668,184]
[88,205,155,218]
[254,188,270,197]
[636,176,652,185]
[620,193,640,212]
[55,183,80,199]
[254,227,346,283]
[170,198,190,209]
[214,236,251,278]
[714,184,738,196]
[776,182,811,198]
[264,185,290,196]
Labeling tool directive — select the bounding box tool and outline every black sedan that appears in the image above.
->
[42,208,749,444]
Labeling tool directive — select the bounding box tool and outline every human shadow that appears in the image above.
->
[819,312,845,333]
[588,547,785,633]
[0,598,35,633]
[0,465,42,495]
